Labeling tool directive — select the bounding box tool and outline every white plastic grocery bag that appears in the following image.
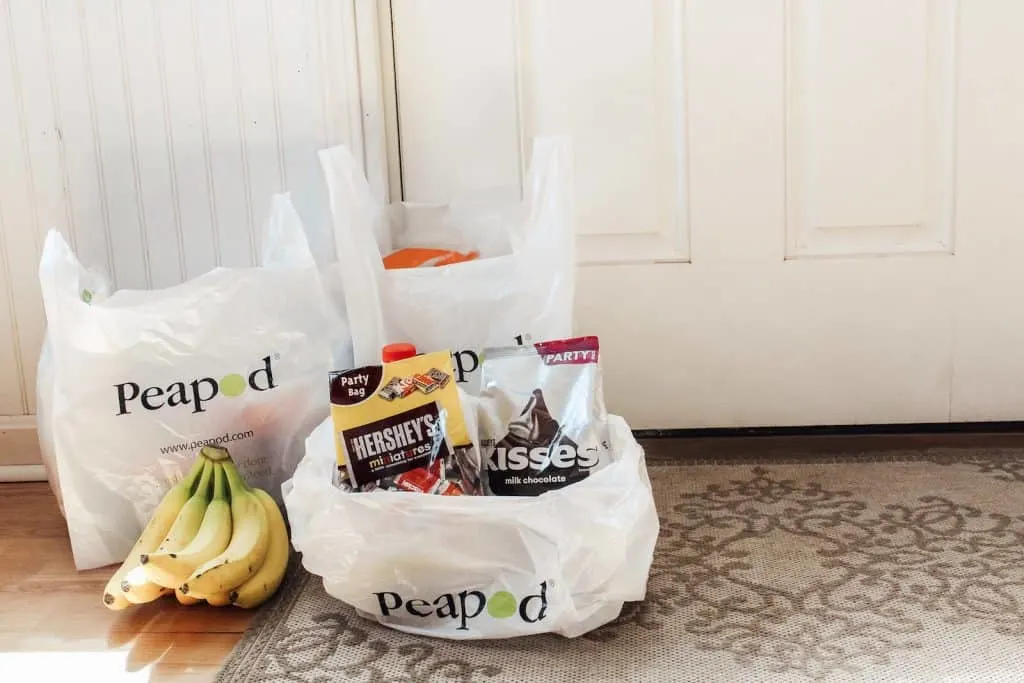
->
[320,137,575,393]
[38,194,341,571]
[283,413,659,640]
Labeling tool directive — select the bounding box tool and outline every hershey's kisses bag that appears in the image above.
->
[477,336,612,496]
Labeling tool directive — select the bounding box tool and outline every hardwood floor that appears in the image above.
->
[0,482,254,682]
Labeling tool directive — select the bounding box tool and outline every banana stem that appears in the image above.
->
[182,455,207,492]
[212,462,228,501]
[201,446,232,462]
[194,459,215,500]
[220,460,251,497]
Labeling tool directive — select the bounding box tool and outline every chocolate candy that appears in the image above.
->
[335,466,354,492]
[412,373,440,394]
[446,445,482,495]
[426,367,451,388]
[394,466,441,494]
[378,376,417,401]
[393,377,417,397]
[437,480,464,496]
[377,383,399,401]
[358,477,402,493]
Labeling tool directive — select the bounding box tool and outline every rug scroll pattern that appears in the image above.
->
[217,451,1024,682]
[589,466,1024,679]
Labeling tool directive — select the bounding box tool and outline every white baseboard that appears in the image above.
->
[0,464,47,482]
[0,416,43,482]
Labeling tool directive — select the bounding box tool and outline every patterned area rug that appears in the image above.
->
[216,447,1024,682]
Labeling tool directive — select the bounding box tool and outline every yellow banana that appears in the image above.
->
[205,591,232,607]
[153,459,214,555]
[140,462,232,588]
[175,588,202,606]
[121,565,171,604]
[180,460,269,598]
[102,455,207,610]
[231,488,289,609]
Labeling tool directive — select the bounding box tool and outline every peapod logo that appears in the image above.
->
[450,333,528,383]
[114,355,278,416]
[374,581,549,631]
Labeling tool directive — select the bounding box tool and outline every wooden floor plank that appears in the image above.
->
[0,482,253,682]
[0,633,240,682]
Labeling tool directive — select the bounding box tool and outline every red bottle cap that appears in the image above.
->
[382,342,417,363]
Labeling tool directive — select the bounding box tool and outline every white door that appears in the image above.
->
[384,0,1024,430]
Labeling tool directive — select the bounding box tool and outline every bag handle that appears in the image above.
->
[38,229,113,334]
[516,136,574,258]
[319,146,389,365]
[318,139,574,367]
[259,193,318,269]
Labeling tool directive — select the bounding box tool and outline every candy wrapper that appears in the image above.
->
[477,336,611,496]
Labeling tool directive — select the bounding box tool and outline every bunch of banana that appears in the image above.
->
[102,445,290,611]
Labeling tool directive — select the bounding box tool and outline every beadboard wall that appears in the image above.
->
[0,0,384,471]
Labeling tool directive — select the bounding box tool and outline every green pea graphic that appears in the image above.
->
[219,373,246,397]
[487,591,517,619]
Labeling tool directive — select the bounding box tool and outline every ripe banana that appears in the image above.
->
[141,462,232,588]
[180,460,269,598]
[122,565,171,604]
[154,459,215,554]
[231,488,289,609]
[175,588,202,606]
[102,456,207,610]
[205,592,232,607]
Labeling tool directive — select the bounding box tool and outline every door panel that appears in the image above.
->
[786,0,957,257]
[389,0,1021,429]
[390,0,522,202]
[950,0,1024,421]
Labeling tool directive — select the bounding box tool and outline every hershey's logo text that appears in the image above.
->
[350,413,438,461]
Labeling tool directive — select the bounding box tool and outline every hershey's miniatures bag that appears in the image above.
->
[478,336,611,496]
[329,350,481,495]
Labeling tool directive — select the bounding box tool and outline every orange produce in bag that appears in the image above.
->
[382,247,479,270]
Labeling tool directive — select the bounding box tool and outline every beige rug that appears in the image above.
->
[216,447,1024,682]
